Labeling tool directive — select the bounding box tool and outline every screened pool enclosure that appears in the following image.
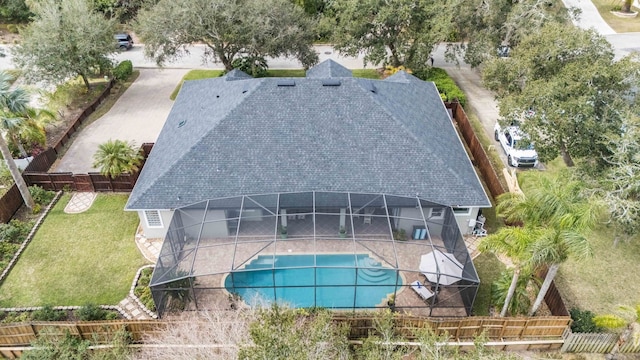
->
[150,192,479,317]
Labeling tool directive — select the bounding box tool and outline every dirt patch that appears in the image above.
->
[0,24,21,45]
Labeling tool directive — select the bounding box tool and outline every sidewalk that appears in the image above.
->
[561,0,616,35]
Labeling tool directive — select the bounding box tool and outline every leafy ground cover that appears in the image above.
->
[0,193,148,307]
[591,0,640,33]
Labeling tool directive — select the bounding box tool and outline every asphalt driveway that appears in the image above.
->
[54,68,188,173]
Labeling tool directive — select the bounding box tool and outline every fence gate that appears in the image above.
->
[73,174,94,192]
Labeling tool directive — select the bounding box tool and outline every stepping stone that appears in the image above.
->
[64,192,97,214]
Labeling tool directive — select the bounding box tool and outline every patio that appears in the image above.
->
[149,192,479,317]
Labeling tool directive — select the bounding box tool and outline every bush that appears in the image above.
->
[0,219,33,244]
[77,304,108,321]
[0,311,31,323]
[570,308,602,333]
[134,267,156,311]
[29,186,55,206]
[413,68,466,106]
[490,269,531,316]
[112,60,133,81]
[31,305,66,321]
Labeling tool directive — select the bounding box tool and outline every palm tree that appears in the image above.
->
[0,74,55,158]
[479,225,537,317]
[528,226,592,315]
[497,171,601,316]
[92,139,144,178]
[594,304,640,359]
[0,71,35,210]
[0,135,35,210]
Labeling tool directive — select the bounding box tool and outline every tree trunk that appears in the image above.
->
[500,267,520,317]
[0,135,35,210]
[622,0,632,12]
[529,263,559,316]
[388,43,401,67]
[560,142,574,167]
[80,73,91,90]
[11,133,28,158]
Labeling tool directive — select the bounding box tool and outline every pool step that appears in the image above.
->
[357,258,392,283]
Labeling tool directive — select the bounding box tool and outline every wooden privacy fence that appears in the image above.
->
[562,330,640,354]
[445,102,505,199]
[50,80,115,154]
[0,320,165,348]
[0,185,22,224]
[0,315,570,348]
[338,315,570,341]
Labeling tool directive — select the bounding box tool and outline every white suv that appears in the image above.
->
[494,123,538,167]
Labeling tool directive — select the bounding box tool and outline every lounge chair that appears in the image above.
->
[411,280,434,301]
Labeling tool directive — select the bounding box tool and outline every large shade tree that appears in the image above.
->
[330,0,455,69]
[135,0,318,70]
[452,0,569,67]
[12,0,116,90]
[482,23,635,167]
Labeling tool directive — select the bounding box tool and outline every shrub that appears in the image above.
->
[29,186,55,206]
[105,311,119,320]
[490,269,531,316]
[570,308,602,333]
[31,305,66,321]
[413,68,467,106]
[6,24,19,34]
[0,311,31,323]
[77,304,108,321]
[112,60,133,81]
[0,219,33,244]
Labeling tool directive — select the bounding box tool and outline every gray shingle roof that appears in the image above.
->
[126,61,490,210]
[306,59,353,78]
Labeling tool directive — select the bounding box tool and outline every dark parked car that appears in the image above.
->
[115,33,133,51]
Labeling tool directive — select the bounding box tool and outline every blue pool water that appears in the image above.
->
[224,254,401,308]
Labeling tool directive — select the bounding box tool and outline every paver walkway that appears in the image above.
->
[119,295,153,320]
[63,192,97,213]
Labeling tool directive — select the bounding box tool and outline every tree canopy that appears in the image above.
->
[135,0,318,70]
[330,0,455,69]
[12,0,116,90]
[452,0,570,67]
[482,23,635,167]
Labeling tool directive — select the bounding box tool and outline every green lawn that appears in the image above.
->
[591,0,640,33]
[170,68,381,100]
[0,194,149,307]
[555,227,640,315]
[472,252,506,316]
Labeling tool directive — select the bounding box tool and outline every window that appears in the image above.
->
[429,207,444,219]
[144,210,163,228]
[452,207,471,215]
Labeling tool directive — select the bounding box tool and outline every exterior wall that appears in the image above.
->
[454,207,481,235]
[398,207,482,237]
[181,209,229,238]
[137,210,174,239]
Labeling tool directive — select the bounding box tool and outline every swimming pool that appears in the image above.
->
[224,254,401,308]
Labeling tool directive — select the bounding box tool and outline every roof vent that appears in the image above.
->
[322,79,341,86]
[277,80,296,87]
[178,120,187,128]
